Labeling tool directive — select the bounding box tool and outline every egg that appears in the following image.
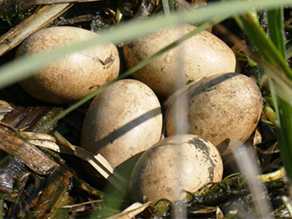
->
[16,26,120,104]
[165,73,263,157]
[123,24,236,97]
[81,79,163,178]
[129,134,223,205]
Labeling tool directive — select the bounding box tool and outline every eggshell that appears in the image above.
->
[123,24,236,97]
[81,79,163,177]
[16,26,120,104]
[165,73,263,156]
[129,134,223,205]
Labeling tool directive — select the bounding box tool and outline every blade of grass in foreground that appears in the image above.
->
[1,0,292,89]
[267,6,292,182]
[235,8,292,180]
[268,7,286,58]
[234,12,292,78]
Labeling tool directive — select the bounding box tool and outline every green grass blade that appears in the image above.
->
[1,0,292,89]
[278,101,292,180]
[270,77,292,179]
[273,93,292,180]
[115,0,125,23]
[235,7,292,180]
[266,8,292,179]
[268,6,286,58]
[234,12,292,79]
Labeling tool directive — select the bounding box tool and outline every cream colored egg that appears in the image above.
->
[81,79,163,178]
[123,24,236,97]
[16,26,119,104]
[129,134,223,205]
[165,73,263,157]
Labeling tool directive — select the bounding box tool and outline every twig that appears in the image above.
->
[23,130,127,191]
[54,131,127,191]
[0,3,73,56]
[0,125,59,175]
[18,0,104,8]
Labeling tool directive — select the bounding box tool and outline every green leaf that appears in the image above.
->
[268,6,285,58]
[235,5,292,181]
[234,11,292,79]
[268,7,286,58]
